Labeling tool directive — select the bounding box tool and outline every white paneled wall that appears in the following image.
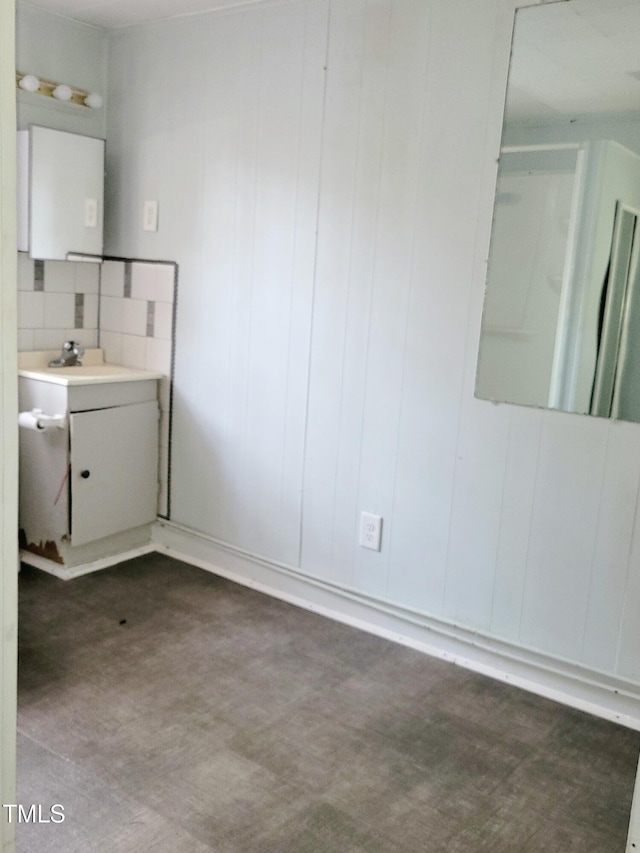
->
[104,0,640,698]
[108,0,328,565]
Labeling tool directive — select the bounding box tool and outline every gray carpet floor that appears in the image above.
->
[16,553,640,852]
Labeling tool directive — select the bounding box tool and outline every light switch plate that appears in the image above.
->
[84,198,98,228]
[143,200,159,232]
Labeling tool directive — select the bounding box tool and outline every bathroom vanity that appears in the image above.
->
[18,349,161,574]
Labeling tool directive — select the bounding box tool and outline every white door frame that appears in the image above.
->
[0,0,18,850]
[628,754,640,850]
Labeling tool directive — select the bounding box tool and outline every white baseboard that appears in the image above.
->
[153,519,640,731]
[20,543,157,580]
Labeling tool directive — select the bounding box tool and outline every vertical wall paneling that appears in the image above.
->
[417,0,512,629]
[351,0,433,600]
[520,411,609,661]
[242,2,326,563]
[298,0,372,584]
[489,405,543,641]
[457,0,535,637]
[615,483,640,683]
[99,0,640,697]
[107,2,329,565]
[582,421,640,675]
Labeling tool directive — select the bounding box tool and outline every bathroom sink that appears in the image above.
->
[42,365,135,377]
[18,349,162,386]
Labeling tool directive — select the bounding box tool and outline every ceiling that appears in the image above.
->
[507,0,640,121]
[17,0,260,29]
[16,0,640,120]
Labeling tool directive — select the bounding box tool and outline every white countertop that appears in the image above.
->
[18,349,163,386]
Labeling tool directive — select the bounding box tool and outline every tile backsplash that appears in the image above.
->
[17,253,177,520]
[98,259,176,519]
[99,260,174,376]
[18,255,99,351]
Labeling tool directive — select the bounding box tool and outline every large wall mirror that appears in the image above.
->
[475,0,640,422]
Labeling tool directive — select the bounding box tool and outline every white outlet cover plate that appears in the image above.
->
[359,512,382,551]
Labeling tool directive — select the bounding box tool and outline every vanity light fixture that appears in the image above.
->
[52,84,72,102]
[15,71,103,110]
[84,92,103,110]
[18,74,40,93]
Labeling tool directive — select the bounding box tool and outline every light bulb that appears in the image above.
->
[18,75,40,93]
[84,92,103,110]
[52,84,72,101]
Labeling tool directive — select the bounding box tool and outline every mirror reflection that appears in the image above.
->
[475,0,640,422]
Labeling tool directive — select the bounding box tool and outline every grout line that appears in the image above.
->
[297,0,333,571]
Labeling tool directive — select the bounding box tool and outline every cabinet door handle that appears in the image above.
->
[80,469,91,479]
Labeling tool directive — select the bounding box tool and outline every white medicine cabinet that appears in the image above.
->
[17,125,105,261]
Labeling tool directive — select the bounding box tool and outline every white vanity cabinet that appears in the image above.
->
[69,400,158,546]
[18,354,161,570]
[17,125,105,260]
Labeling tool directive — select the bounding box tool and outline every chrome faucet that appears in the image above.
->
[48,340,85,368]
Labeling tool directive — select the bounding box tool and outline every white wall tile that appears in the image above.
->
[153,300,173,340]
[121,334,147,369]
[17,253,34,291]
[18,257,102,352]
[17,329,35,351]
[63,328,85,343]
[100,330,124,364]
[145,336,172,375]
[78,330,98,349]
[83,294,99,331]
[100,296,122,333]
[18,291,44,329]
[100,260,125,297]
[33,329,68,350]
[44,260,75,293]
[131,262,175,303]
[58,328,96,349]
[122,298,148,336]
[43,292,75,329]
[75,262,100,294]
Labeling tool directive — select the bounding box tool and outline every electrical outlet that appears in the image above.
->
[143,200,159,232]
[359,512,382,551]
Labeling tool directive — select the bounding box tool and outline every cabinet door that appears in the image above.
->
[70,402,158,547]
[30,126,105,260]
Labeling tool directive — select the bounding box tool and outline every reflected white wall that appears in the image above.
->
[477,165,575,408]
